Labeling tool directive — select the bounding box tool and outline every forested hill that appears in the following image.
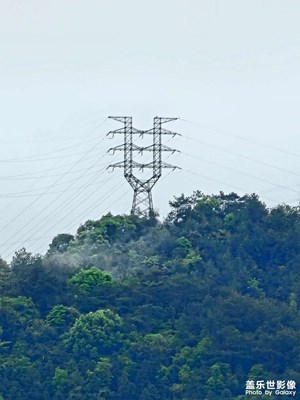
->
[0,191,299,400]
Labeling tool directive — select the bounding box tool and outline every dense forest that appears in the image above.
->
[0,191,299,400]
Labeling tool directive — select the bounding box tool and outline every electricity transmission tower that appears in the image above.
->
[107,116,180,217]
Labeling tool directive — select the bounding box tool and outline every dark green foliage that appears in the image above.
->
[48,233,75,254]
[46,305,80,332]
[0,257,11,295]
[0,192,299,400]
[63,309,124,359]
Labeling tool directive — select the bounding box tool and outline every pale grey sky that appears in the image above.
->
[0,0,300,260]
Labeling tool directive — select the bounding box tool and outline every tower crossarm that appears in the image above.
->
[143,128,181,137]
[107,127,141,139]
[129,144,179,154]
[107,161,125,171]
[159,117,178,124]
[108,143,141,154]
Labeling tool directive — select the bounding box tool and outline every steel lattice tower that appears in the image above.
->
[108,116,180,217]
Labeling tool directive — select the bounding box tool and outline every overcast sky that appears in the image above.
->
[0,0,300,260]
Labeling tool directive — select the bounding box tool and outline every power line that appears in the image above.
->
[31,178,129,255]
[0,153,101,180]
[0,130,108,240]
[0,118,108,219]
[183,134,300,178]
[3,166,115,258]
[0,118,107,161]
[30,149,166,255]
[0,166,108,197]
[180,118,300,159]
[0,154,107,251]
[26,152,162,256]
[184,168,251,194]
[1,147,120,258]
[1,114,106,144]
[33,150,165,251]
[22,179,127,256]
[0,176,109,199]
[0,148,104,163]
[4,113,299,259]
[182,168,279,204]
[183,151,300,196]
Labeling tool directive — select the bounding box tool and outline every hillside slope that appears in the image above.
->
[0,192,299,400]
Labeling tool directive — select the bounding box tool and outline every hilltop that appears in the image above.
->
[0,191,299,400]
